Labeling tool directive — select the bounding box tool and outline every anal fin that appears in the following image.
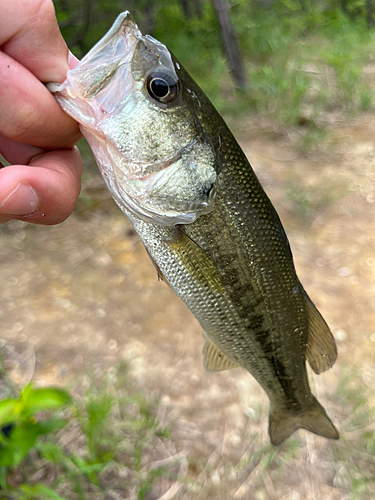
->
[202,333,240,372]
[305,295,337,374]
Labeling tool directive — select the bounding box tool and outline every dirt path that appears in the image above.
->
[1,118,375,499]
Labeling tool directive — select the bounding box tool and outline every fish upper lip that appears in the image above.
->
[137,135,199,180]
[47,11,141,99]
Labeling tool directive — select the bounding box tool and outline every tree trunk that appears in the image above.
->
[211,0,247,89]
[58,0,70,13]
[340,0,349,15]
[182,0,203,19]
[193,0,203,18]
[367,0,375,28]
[182,0,192,18]
[299,0,308,12]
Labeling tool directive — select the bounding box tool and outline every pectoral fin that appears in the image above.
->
[168,228,224,293]
[202,333,240,372]
[305,295,337,374]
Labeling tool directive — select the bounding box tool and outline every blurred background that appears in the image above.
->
[1,0,375,498]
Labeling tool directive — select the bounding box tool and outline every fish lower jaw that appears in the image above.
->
[109,171,216,226]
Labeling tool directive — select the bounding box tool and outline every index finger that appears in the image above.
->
[0,51,81,149]
[0,0,70,83]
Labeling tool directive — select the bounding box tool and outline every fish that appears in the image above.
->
[48,12,339,446]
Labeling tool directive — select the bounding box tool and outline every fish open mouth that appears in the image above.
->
[48,12,141,100]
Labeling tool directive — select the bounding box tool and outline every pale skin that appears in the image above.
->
[0,0,82,225]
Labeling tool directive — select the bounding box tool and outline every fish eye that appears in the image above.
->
[146,71,179,104]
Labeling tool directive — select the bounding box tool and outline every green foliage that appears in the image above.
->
[229,6,375,125]
[52,0,375,133]
[0,386,71,470]
[10,484,70,500]
[0,366,175,500]
[153,1,227,103]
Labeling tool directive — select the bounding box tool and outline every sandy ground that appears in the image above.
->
[1,116,375,499]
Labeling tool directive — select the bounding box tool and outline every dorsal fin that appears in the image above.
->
[305,295,337,374]
[202,333,240,372]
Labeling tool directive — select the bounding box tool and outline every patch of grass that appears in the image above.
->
[317,16,375,113]
[329,368,375,500]
[1,358,375,500]
[213,9,375,151]
[234,11,375,130]
[221,367,375,500]
[286,181,342,225]
[1,364,185,500]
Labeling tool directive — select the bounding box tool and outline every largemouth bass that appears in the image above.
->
[48,12,339,445]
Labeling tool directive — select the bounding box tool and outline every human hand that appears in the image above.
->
[0,0,82,225]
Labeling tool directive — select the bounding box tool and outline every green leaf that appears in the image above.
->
[0,399,16,427]
[35,418,67,434]
[0,421,41,466]
[36,441,72,468]
[20,483,71,500]
[0,417,64,467]
[22,387,72,414]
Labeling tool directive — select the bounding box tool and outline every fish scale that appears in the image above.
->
[48,11,339,445]
[133,182,310,407]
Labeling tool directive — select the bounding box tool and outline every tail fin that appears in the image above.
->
[269,397,339,446]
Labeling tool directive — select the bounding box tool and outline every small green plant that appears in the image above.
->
[0,384,72,496]
[0,385,71,469]
[0,366,179,500]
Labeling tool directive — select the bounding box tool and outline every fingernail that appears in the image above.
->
[0,184,39,216]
